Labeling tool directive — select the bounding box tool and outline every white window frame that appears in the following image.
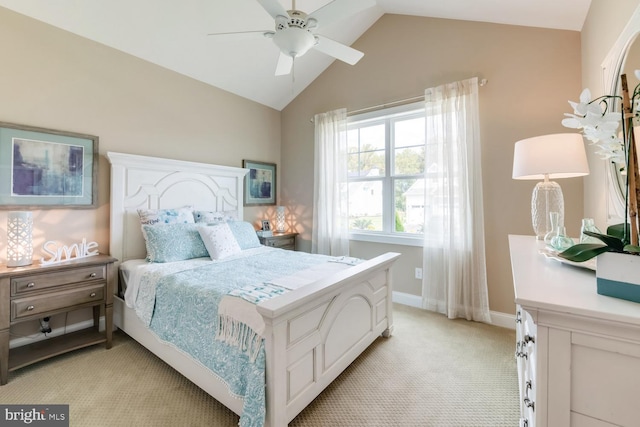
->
[347,101,425,247]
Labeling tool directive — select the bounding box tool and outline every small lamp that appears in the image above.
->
[512,133,589,239]
[6,211,33,267]
[276,206,286,233]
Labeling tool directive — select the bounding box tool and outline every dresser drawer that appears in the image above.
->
[11,284,105,320]
[11,265,105,296]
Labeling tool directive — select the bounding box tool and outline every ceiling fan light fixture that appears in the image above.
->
[272,27,315,58]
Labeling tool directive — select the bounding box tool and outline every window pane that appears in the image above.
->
[395,178,424,234]
[360,124,385,150]
[394,117,424,148]
[347,125,386,176]
[394,146,425,175]
[393,117,424,176]
[348,180,383,231]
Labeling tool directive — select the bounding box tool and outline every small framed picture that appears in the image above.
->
[261,220,271,231]
[243,159,276,206]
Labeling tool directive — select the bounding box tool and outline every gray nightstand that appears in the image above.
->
[0,254,117,385]
[258,232,298,251]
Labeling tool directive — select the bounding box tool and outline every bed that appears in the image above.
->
[107,151,400,427]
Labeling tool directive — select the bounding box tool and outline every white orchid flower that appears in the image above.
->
[563,88,626,164]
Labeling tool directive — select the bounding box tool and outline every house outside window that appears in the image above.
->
[347,102,426,246]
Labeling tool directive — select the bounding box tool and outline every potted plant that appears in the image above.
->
[559,73,640,302]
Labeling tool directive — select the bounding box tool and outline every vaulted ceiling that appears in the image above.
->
[0,0,592,110]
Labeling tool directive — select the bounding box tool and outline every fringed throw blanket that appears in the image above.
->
[218,282,289,362]
[128,247,360,427]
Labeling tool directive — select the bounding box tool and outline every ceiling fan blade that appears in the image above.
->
[308,0,376,26]
[275,52,294,76]
[207,30,273,41]
[313,35,364,65]
[257,0,289,20]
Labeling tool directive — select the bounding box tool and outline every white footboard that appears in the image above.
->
[258,252,400,427]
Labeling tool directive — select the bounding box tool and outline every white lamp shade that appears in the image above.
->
[276,206,286,233]
[7,211,33,267]
[512,133,590,180]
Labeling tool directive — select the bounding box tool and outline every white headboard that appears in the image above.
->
[107,152,248,262]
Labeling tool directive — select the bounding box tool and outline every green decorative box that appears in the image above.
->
[596,252,640,303]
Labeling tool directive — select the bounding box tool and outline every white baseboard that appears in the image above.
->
[9,317,106,349]
[392,291,515,330]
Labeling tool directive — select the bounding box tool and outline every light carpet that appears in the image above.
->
[0,304,519,426]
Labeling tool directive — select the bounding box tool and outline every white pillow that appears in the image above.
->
[198,223,242,260]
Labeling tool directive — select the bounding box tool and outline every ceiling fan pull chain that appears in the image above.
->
[292,59,295,84]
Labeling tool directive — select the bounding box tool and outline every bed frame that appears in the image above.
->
[107,151,400,426]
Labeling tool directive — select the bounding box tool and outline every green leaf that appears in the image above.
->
[623,245,640,253]
[606,223,631,244]
[583,231,625,251]
[558,243,611,262]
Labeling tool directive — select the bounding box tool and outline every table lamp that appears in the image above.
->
[6,211,33,267]
[512,133,589,239]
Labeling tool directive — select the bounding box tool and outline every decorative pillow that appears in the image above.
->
[142,223,208,263]
[193,210,238,224]
[138,206,195,227]
[198,223,242,260]
[227,221,261,250]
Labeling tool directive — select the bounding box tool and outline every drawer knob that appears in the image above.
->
[26,305,35,311]
[89,272,97,278]
[90,292,96,298]
[27,282,35,288]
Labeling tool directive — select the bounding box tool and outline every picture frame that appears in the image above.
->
[0,122,99,209]
[261,219,271,231]
[243,159,276,206]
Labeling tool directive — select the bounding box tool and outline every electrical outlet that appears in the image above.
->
[415,268,423,279]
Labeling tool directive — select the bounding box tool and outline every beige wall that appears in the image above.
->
[0,7,281,335]
[582,0,640,225]
[281,14,582,315]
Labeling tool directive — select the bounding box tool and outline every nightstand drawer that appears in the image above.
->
[11,265,105,296]
[266,237,295,248]
[11,284,105,321]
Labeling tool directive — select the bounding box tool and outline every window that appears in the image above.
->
[347,102,425,245]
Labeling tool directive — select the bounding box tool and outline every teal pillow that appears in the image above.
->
[142,223,208,262]
[227,221,262,249]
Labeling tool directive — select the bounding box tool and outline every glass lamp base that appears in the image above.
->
[531,181,564,240]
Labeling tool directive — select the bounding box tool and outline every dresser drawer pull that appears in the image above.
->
[26,305,35,311]
[90,292,96,298]
[515,341,528,359]
[89,273,97,278]
[524,380,535,411]
[27,282,35,288]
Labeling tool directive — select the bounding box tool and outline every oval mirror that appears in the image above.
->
[610,32,640,214]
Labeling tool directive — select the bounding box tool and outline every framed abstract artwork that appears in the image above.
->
[243,159,276,206]
[0,122,98,208]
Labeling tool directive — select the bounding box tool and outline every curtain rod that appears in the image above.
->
[310,78,487,123]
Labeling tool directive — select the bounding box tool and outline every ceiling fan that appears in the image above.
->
[208,0,376,76]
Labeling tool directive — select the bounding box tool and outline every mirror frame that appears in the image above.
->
[601,5,640,224]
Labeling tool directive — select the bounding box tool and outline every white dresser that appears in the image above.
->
[509,235,640,427]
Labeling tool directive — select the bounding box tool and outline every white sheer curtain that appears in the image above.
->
[421,77,491,322]
[312,108,350,256]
